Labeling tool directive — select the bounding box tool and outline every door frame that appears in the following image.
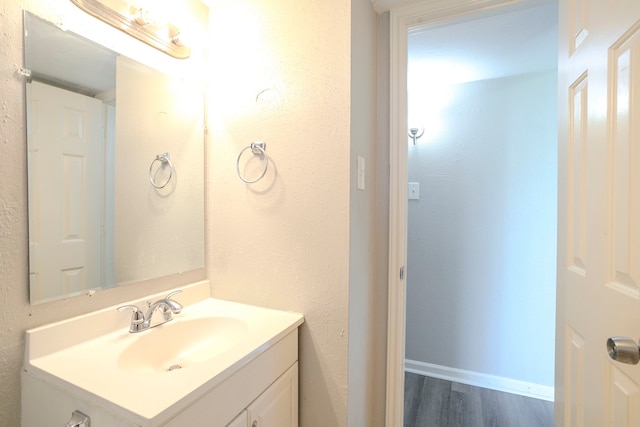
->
[385,0,557,425]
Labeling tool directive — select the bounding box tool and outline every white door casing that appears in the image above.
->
[386,0,557,425]
[27,81,104,302]
[555,0,640,425]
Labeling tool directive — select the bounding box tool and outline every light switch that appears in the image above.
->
[357,156,365,190]
[408,182,419,200]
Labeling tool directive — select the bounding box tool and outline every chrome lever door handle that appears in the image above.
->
[607,337,640,365]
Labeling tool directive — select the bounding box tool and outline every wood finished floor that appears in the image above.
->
[404,373,554,427]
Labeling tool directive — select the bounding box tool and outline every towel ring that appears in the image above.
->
[149,152,174,189]
[236,142,268,184]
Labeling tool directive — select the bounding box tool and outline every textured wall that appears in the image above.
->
[206,1,386,423]
[206,1,352,426]
[0,3,29,424]
[0,1,207,425]
[206,0,386,425]
[1,1,385,425]
[405,71,558,387]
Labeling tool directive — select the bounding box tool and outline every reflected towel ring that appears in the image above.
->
[236,142,268,184]
[149,152,174,189]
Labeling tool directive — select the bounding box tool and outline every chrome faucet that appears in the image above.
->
[118,290,183,333]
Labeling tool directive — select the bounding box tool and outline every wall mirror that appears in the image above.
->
[24,11,205,305]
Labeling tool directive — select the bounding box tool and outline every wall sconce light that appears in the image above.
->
[408,127,424,145]
[69,0,190,59]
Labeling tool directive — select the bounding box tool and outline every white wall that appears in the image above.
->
[0,0,385,425]
[206,1,384,425]
[405,71,558,390]
[348,2,386,426]
[0,0,208,424]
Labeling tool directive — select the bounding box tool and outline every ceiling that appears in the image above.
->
[408,2,558,86]
[25,12,117,96]
[26,1,557,96]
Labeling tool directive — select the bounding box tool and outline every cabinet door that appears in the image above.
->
[247,363,298,427]
[22,372,139,427]
[226,410,248,427]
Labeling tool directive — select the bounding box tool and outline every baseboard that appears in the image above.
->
[404,359,555,402]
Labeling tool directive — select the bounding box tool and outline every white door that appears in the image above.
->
[555,0,640,425]
[27,81,104,302]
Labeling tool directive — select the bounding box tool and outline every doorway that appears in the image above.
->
[385,1,559,425]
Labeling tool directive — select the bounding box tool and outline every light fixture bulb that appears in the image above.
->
[134,8,152,26]
[169,28,183,46]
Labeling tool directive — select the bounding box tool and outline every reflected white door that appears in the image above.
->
[556,0,640,424]
[27,81,104,302]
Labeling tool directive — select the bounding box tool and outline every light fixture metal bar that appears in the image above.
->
[69,0,190,59]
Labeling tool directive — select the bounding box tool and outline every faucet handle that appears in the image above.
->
[117,305,145,333]
[165,290,183,314]
[166,290,182,299]
[118,304,142,316]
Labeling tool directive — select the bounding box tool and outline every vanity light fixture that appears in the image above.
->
[69,0,190,59]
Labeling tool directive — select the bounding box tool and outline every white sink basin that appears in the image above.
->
[23,282,304,425]
[118,316,249,373]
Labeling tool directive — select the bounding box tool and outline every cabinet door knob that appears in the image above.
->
[66,410,90,427]
[252,421,258,427]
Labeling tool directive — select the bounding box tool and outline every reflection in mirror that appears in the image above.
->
[24,11,205,305]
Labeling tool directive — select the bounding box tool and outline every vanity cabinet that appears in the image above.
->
[163,332,298,427]
[23,331,299,427]
[22,288,304,427]
[22,372,138,427]
[226,363,298,427]
[227,412,249,427]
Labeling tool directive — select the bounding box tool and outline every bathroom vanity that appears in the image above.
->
[22,281,304,427]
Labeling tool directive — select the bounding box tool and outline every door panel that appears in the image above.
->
[568,72,588,275]
[565,327,586,426]
[607,25,640,298]
[569,0,588,54]
[609,365,640,426]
